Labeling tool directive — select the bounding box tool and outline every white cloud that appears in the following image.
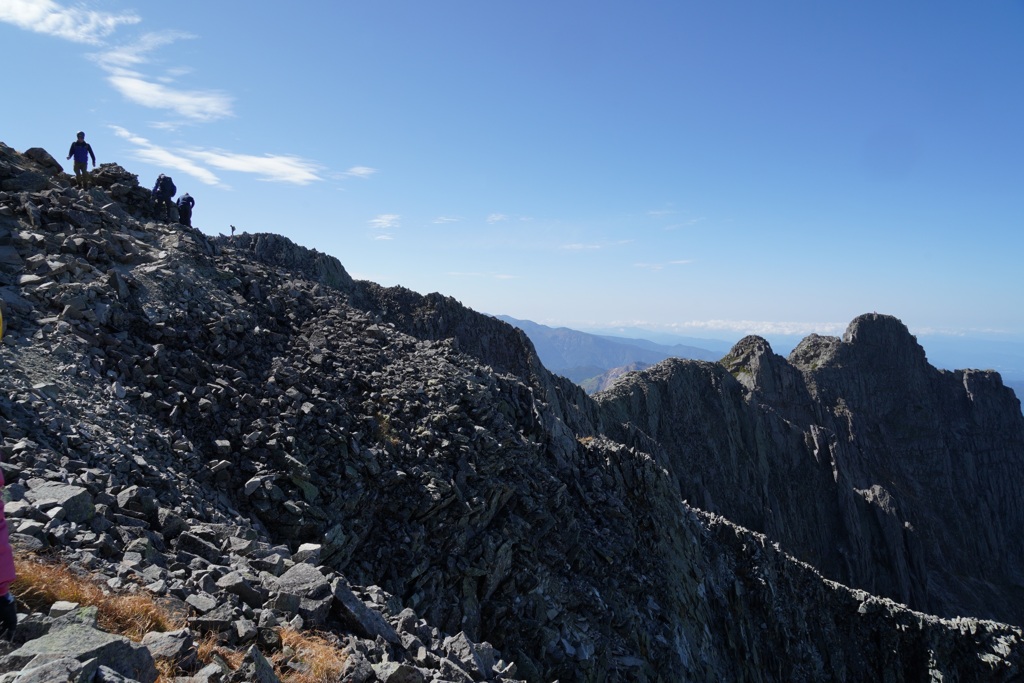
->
[634,258,693,271]
[370,214,400,230]
[344,166,376,179]
[86,25,231,123]
[2,3,231,122]
[187,149,321,185]
[374,234,394,241]
[670,320,848,336]
[111,126,221,185]
[0,0,139,44]
[106,74,234,122]
[487,213,508,223]
[92,30,192,71]
[112,126,325,187]
[433,216,462,224]
[562,238,635,251]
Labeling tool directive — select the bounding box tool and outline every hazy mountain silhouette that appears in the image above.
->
[494,315,722,386]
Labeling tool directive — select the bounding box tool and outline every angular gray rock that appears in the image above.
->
[1,625,156,683]
[331,579,400,645]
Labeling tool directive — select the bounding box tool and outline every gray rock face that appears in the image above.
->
[599,314,1024,625]
[0,141,1022,682]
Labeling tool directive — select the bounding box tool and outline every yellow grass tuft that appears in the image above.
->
[11,556,348,682]
[276,628,349,683]
[196,631,245,669]
[12,557,183,640]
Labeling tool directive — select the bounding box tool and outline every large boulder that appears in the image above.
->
[22,148,64,176]
[0,624,157,683]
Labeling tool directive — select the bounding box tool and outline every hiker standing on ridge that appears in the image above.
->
[66,131,96,189]
[152,173,176,221]
[177,192,195,227]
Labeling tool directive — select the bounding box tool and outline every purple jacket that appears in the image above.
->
[0,470,14,596]
[68,140,95,165]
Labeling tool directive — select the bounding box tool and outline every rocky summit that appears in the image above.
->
[0,139,1022,682]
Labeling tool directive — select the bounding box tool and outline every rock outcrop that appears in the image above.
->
[0,139,1022,681]
[598,315,1024,628]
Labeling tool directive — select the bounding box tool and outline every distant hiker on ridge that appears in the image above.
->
[66,131,96,189]
[177,192,195,227]
[152,174,177,222]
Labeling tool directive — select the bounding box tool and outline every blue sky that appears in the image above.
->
[2,0,1023,343]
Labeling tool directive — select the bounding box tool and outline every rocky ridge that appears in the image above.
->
[597,314,1024,628]
[0,140,1021,681]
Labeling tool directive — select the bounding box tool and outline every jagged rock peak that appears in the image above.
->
[787,333,842,371]
[721,335,773,390]
[725,334,775,359]
[843,312,927,360]
[721,334,806,399]
[788,313,928,375]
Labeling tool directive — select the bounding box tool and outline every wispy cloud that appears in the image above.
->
[0,0,139,44]
[112,126,324,186]
[111,126,220,185]
[374,234,394,241]
[92,30,190,71]
[188,149,322,184]
[487,213,508,223]
[344,166,376,179]
[561,239,634,251]
[370,214,400,230]
[13,4,328,186]
[669,320,848,336]
[107,74,234,122]
[4,2,231,122]
[89,30,234,122]
[433,216,462,224]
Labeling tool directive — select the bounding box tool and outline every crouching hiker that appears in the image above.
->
[177,192,195,227]
[152,174,177,221]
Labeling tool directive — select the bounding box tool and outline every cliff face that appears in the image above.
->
[1,141,1022,681]
[597,314,1024,626]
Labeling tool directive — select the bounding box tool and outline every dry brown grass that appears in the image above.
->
[12,556,183,640]
[12,556,349,681]
[196,631,245,670]
[275,627,349,683]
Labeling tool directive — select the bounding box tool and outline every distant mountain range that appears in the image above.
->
[497,315,1024,408]
[494,315,725,388]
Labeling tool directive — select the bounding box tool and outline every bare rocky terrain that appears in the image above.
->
[0,140,1022,681]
